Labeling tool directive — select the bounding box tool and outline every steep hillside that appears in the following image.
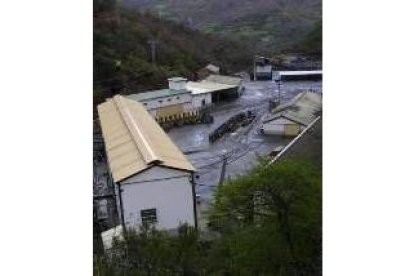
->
[123,0,322,54]
[94,2,254,105]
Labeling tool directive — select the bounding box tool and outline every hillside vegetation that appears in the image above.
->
[94,1,254,105]
[123,0,322,54]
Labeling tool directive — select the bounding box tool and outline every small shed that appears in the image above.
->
[98,95,197,231]
[261,91,322,136]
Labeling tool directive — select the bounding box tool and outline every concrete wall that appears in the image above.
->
[118,166,195,230]
[142,93,192,113]
[192,93,212,108]
[168,80,187,91]
[256,65,272,73]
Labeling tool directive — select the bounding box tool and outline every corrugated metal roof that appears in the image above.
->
[98,95,195,182]
[126,89,190,102]
[263,91,322,126]
[205,74,242,86]
[187,80,237,95]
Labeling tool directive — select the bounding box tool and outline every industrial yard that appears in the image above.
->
[169,79,322,191]
[167,78,322,227]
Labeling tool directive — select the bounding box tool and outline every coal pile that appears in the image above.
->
[209,110,256,143]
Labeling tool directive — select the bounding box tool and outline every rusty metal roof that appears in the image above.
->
[98,95,195,182]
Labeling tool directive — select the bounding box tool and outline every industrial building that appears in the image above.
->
[127,75,242,115]
[98,95,197,231]
[187,74,242,104]
[126,77,194,118]
[254,56,273,80]
[261,91,322,136]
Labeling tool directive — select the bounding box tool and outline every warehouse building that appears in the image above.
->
[187,75,242,104]
[261,91,322,136]
[126,75,242,129]
[98,95,197,231]
[126,77,193,117]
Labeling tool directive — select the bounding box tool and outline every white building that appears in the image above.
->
[127,75,243,119]
[126,77,194,119]
[187,75,242,106]
[261,91,322,136]
[98,95,197,231]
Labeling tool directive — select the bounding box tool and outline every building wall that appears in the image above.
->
[262,117,302,136]
[256,65,272,73]
[168,80,187,91]
[119,166,195,230]
[141,93,192,114]
[192,93,212,108]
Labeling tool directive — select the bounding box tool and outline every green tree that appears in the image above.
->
[208,158,322,275]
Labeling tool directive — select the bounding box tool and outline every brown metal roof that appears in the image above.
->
[98,95,195,182]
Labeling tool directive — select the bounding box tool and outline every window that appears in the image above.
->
[201,99,206,106]
[176,96,180,100]
[141,208,157,225]
[158,100,163,104]
[167,98,171,102]
[144,103,148,106]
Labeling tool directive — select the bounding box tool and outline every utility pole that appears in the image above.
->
[147,39,159,64]
[277,80,281,104]
[218,155,228,186]
[253,55,257,81]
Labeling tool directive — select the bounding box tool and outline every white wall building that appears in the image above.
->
[187,75,242,106]
[98,95,197,231]
[261,91,322,136]
[126,77,193,118]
